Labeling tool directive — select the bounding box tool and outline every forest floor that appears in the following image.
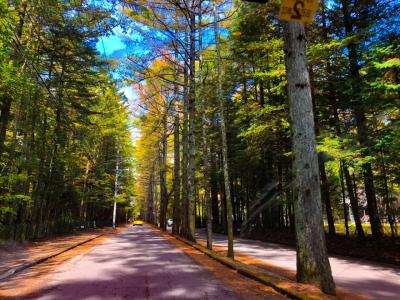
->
[196,230,400,300]
[0,225,284,299]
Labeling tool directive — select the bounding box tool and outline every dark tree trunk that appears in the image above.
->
[0,98,12,153]
[319,160,336,236]
[210,153,220,228]
[339,161,350,238]
[146,172,155,224]
[181,26,189,238]
[380,150,396,238]
[173,90,181,235]
[343,165,365,239]
[187,4,196,241]
[341,0,382,239]
[159,125,168,230]
[198,1,212,248]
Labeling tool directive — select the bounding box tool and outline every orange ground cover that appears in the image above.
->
[0,227,125,299]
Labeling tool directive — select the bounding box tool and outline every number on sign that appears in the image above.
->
[291,1,304,20]
[279,0,319,23]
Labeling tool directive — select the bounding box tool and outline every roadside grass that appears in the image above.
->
[324,223,396,237]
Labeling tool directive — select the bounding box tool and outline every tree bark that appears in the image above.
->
[319,160,336,236]
[0,98,12,153]
[113,149,120,230]
[199,0,213,249]
[146,171,155,224]
[214,3,234,258]
[187,2,196,241]
[172,33,181,235]
[181,25,190,238]
[343,167,365,238]
[283,21,335,294]
[159,114,168,230]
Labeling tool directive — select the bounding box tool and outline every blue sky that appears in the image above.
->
[96,27,140,143]
[96,25,137,102]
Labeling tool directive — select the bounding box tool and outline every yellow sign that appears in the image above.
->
[279,0,319,23]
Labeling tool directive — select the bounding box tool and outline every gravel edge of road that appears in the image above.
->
[0,233,104,281]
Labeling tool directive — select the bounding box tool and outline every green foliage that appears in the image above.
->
[0,1,134,240]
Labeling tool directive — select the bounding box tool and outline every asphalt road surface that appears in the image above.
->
[29,226,244,300]
[196,231,400,300]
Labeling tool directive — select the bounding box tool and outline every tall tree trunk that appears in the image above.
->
[210,152,220,228]
[187,3,196,241]
[0,98,12,154]
[343,166,365,238]
[214,3,234,258]
[146,171,155,224]
[283,21,335,294]
[332,92,364,239]
[113,149,120,230]
[319,160,336,236]
[181,26,190,238]
[80,161,90,226]
[339,161,350,238]
[172,35,181,235]
[159,115,168,230]
[199,0,213,249]
[341,0,382,239]
[380,150,396,238]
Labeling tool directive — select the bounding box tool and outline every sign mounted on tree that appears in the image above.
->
[242,0,318,23]
[278,0,319,23]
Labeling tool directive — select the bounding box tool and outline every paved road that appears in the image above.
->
[29,226,244,300]
[196,231,400,300]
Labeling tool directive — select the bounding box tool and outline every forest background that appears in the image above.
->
[1,0,399,265]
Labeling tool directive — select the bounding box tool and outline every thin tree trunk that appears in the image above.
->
[332,90,364,239]
[210,152,220,228]
[339,161,350,238]
[186,2,197,241]
[199,0,213,249]
[343,165,365,238]
[146,171,154,224]
[341,0,382,239]
[172,32,181,235]
[80,161,90,226]
[181,25,190,238]
[214,3,234,258]
[159,115,168,230]
[380,149,396,238]
[113,149,120,230]
[320,160,336,236]
[0,98,12,154]
[283,21,335,294]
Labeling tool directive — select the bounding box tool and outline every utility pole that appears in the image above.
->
[113,149,120,230]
